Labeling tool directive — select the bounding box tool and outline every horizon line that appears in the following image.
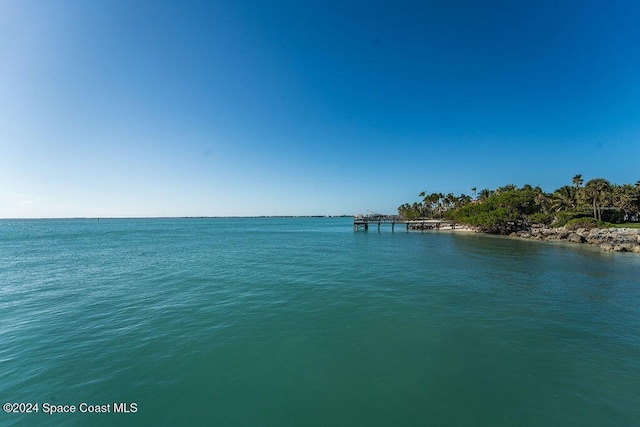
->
[0,215,356,220]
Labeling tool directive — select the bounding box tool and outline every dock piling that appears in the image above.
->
[353,214,454,232]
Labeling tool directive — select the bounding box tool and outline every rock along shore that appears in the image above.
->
[509,226,640,253]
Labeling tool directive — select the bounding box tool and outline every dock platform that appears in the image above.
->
[353,214,455,232]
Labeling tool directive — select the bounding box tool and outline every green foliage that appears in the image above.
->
[552,186,578,211]
[449,188,539,232]
[614,223,640,229]
[399,175,639,232]
[528,212,554,225]
[583,178,612,221]
[610,184,640,220]
[553,211,591,227]
[397,203,422,219]
[565,217,612,230]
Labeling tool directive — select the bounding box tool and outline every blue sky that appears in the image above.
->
[1,0,639,217]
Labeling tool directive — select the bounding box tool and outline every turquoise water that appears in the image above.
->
[1,217,639,426]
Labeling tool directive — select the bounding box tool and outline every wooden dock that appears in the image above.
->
[353,214,455,232]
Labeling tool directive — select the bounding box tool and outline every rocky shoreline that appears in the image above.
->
[509,226,640,253]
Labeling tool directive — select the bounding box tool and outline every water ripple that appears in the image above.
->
[1,218,639,426]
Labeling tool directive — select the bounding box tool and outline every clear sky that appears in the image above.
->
[1,0,639,217]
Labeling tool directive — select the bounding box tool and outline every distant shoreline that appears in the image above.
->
[0,215,354,220]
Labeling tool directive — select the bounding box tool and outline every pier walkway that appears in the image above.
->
[353,214,455,232]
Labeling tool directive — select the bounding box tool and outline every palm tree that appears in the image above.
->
[442,193,456,212]
[496,184,517,194]
[442,194,450,210]
[428,193,441,217]
[572,174,584,189]
[583,178,611,221]
[611,184,639,222]
[552,186,577,212]
[478,189,493,201]
[418,191,428,217]
[533,186,551,213]
[456,194,472,208]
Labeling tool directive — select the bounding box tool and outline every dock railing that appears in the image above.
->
[353,214,456,231]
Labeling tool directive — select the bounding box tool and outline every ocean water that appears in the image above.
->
[1,217,639,426]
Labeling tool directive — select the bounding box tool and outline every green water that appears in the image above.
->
[1,217,639,426]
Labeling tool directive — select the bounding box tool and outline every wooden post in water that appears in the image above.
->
[352,215,410,233]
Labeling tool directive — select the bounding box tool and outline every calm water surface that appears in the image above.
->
[1,218,639,426]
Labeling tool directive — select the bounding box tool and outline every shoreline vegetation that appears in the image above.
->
[397,175,640,253]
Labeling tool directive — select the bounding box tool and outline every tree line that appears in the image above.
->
[397,175,640,233]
